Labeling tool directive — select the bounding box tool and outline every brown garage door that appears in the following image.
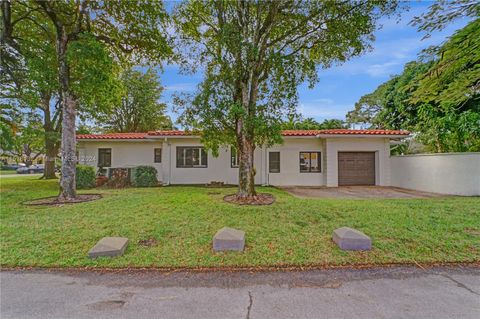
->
[338,152,375,186]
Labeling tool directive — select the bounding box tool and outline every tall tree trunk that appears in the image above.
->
[236,83,257,198]
[237,129,257,199]
[56,28,77,200]
[44,139,58,179]
[40,93,58,179]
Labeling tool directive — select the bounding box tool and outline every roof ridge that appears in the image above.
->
[77,129,409,139]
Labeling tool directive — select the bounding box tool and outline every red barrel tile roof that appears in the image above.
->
[76,132,148,139]
[283,129,409,136]
[77,129,409,140]
[147,130,191,136]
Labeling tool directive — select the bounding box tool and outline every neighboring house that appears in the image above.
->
[76,129,409,187]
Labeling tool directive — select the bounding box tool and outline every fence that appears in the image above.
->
[390,153,480,196]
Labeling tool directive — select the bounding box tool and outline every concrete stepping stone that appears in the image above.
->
[332,227,371,251]
[213,227,245,252]
[88,237,129,258]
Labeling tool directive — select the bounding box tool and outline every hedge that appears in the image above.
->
[132,166,158,187]
[76,165,96,189]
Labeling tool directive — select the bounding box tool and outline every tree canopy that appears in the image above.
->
[282,115,348,130]
[347,19,480,152]
[174,0,398,199]
[96,68,172,133]
[1,0,172,200]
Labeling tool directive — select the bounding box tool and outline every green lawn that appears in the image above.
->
[0,170,18,175]
[1,176,479,268]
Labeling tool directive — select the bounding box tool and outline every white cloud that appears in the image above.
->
[164,82,197,92]
[298,99,352,120]
[365,61,401,77]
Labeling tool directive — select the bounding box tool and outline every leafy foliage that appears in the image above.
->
[132,166,158,187]
[174,0,398,196]
[282,115,348,130]
[410,0,480,38]
[97,68,172,132]
[106,168,131,189]
[0,104,19,151]
[76,165,96,189]
[2,0,172,199]
[6,113,45,166]
[347,19,480,152]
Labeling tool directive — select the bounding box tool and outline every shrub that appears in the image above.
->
[132,166,158,187]
[106,168,131,188]
[76,165,96,189]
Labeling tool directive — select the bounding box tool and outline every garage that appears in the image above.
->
[338,152,376,186]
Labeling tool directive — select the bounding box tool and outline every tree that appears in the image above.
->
[410,19,480,152]
[97,68,172,133]
[0,103,19,151]
[1,1,62,178]
[346,61,432,129]
[282,115,347,130]
[174,0,398,199]
[346,20,480,152]
[7,113,44,166]
[3,0,171,201]
[410,0,480,39]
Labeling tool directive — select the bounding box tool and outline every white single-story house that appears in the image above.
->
[76,129,409,187]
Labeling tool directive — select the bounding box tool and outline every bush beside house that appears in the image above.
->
[76,165,96,189]
[132,166,158,187]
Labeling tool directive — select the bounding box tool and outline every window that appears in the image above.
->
[154,148,162,163]
[176,147,208,168]
[98,148,111,167]
[269,152,280,173]
[299,152,321,172]
[231,147,239,168]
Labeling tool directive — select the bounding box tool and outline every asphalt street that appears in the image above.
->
[1,265,479,319]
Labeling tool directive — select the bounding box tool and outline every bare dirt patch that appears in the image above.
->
[138,238,159,247]
[223,193,275,205]
[23,194,102,206]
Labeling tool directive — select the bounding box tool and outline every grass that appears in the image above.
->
[0,170,18,175]
[1,176,479,269]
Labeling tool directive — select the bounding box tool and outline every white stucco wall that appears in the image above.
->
[391,153,480,196]
[266,138,324,186]
[325,137,391,187]
[77,140,164,180]
[77,136,395,187]
[161,138,264,185]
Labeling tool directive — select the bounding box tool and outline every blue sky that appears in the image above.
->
[158,1,470,124]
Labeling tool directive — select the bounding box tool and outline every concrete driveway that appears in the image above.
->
[281,186,445,199]
[1,266,479,319]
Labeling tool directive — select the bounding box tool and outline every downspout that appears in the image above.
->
[316,134,325,186]
[264,146,269,186]
[167,138,171,185]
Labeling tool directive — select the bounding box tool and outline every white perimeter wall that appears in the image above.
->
[391,153,480,196]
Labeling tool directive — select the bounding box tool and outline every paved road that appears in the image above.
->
[1,266,479,319]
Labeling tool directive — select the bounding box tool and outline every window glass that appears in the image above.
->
[98,148,111,167]
[231,147,239,167]
[299,152,310,172]
[154,148,162,163]
[176,147,207,167]
[269,152,280,173]
[310,152,321,172]
[299,152,321,172]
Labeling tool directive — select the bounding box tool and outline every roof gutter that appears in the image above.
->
[315,134,409,139]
